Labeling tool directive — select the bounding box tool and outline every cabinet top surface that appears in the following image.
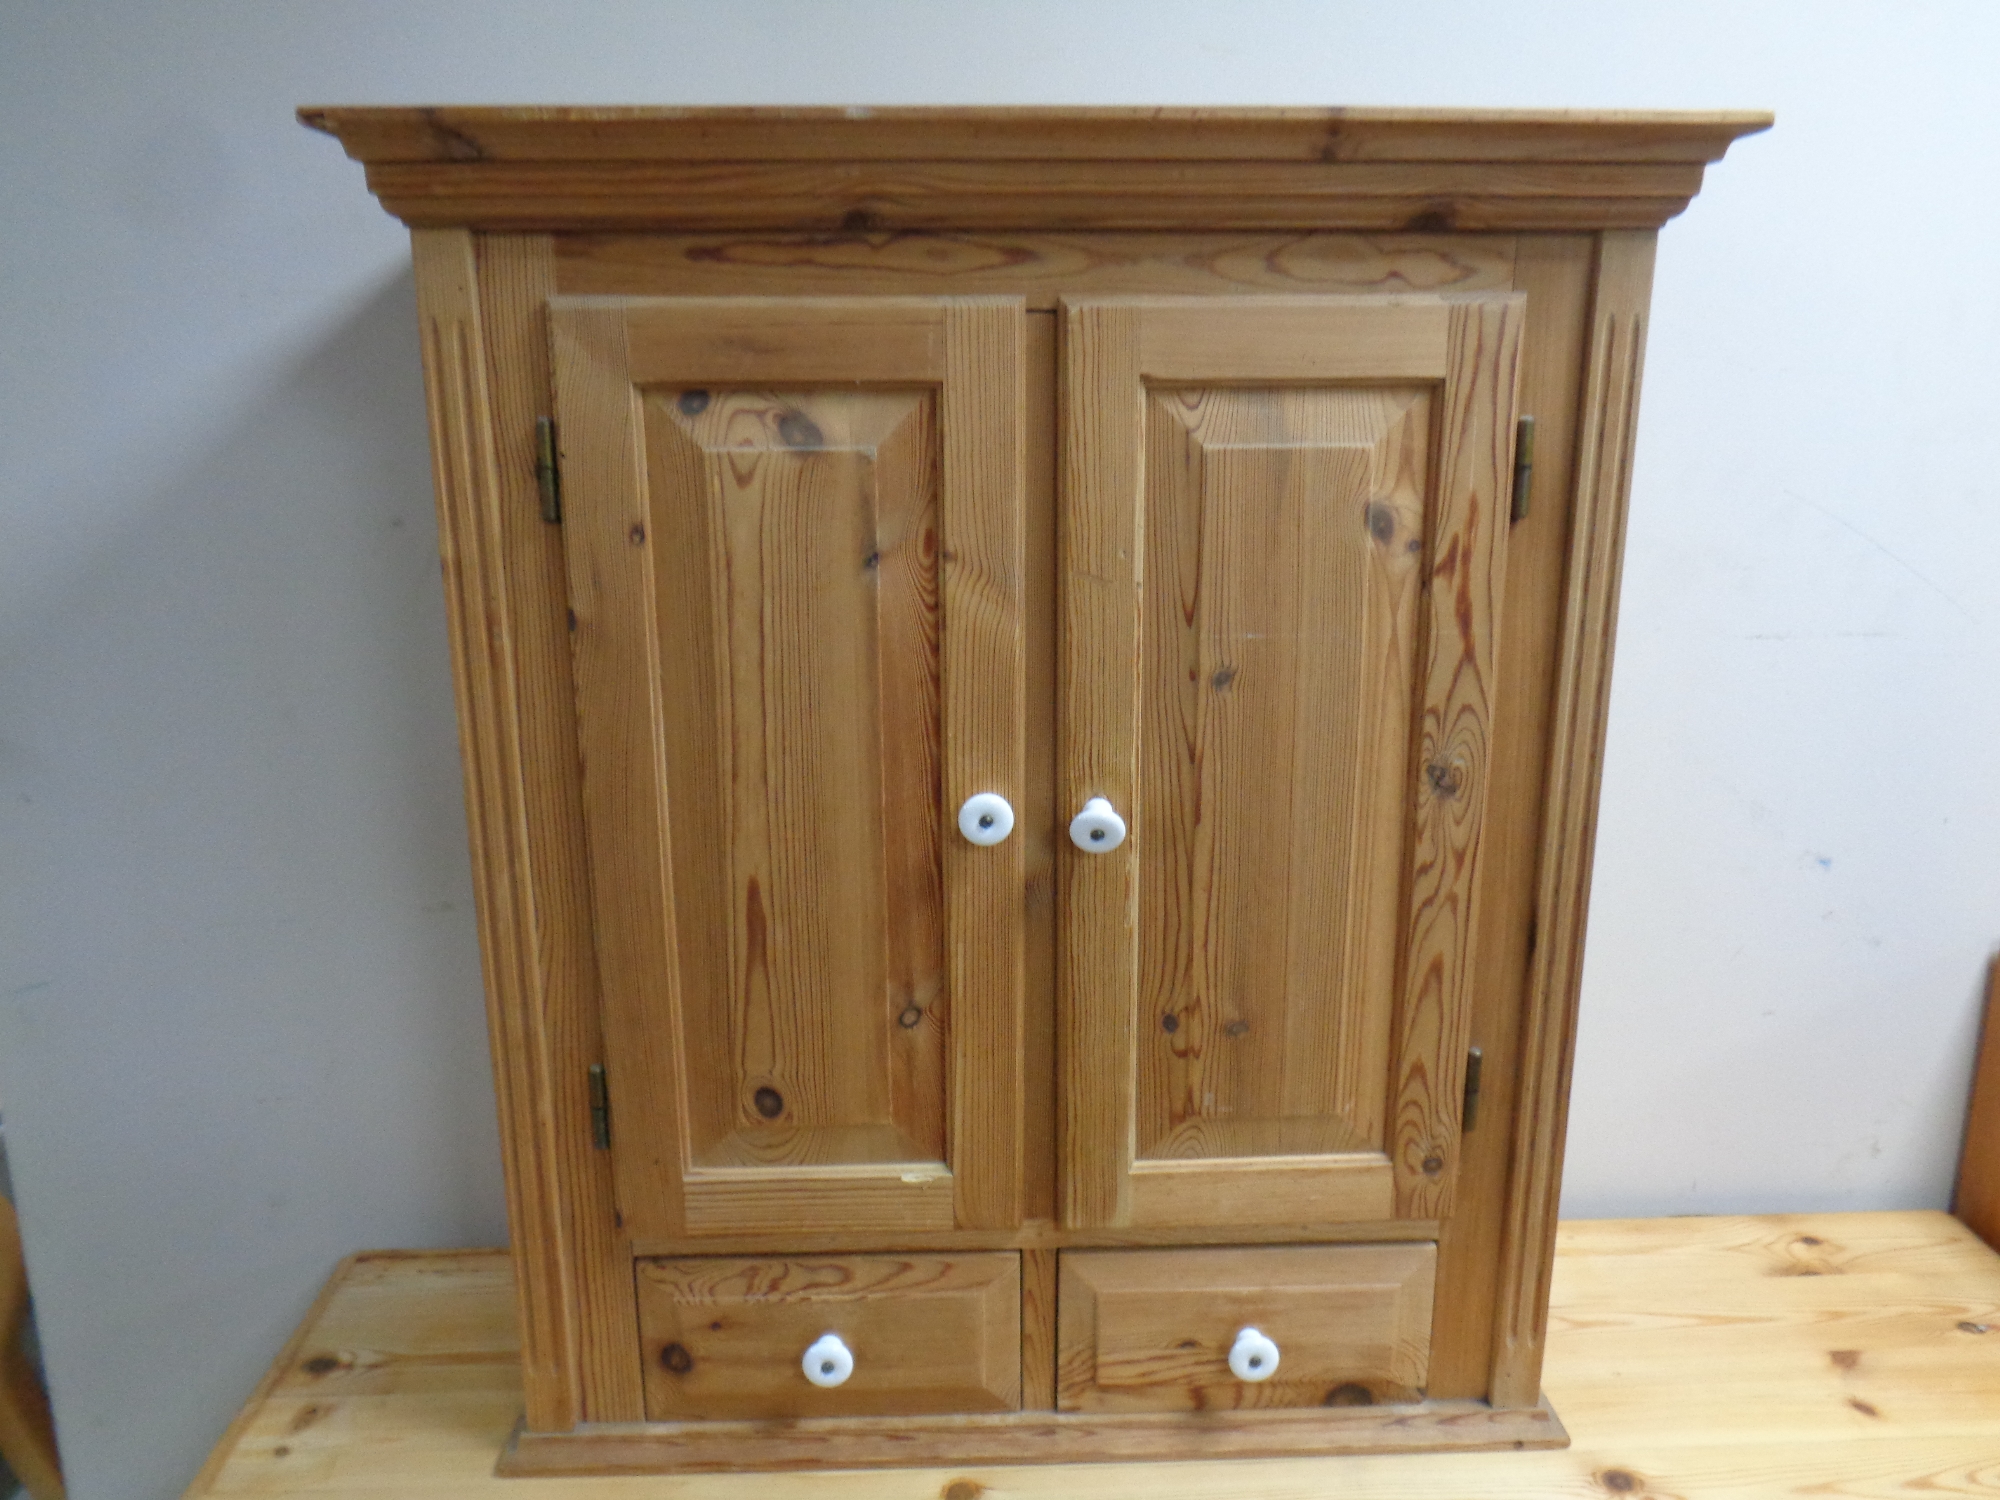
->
[300,104,1770,234]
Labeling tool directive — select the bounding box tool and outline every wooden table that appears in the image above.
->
[184,1212,2000,1497]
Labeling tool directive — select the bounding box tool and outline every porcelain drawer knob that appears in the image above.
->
[1229,1326,1280,1382]
[802,1333,854,1388]
[957,792,1016,846]
[1068,796,1127,853]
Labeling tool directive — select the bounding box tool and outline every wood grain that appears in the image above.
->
[317,108,1766,1457]
[506,1399,1561,1475]
[623,1218,1443,1259]
[617,297,944,382]
[546,298,688,1244]
[1135,296,1449,379]
[1125,1158,1393,1228]
[681,1166,955,1236]
[1389,295,1525,1220]
[1487,231,1656,1408]
[1021,313,1060,1228]
[1064,295,1519,1232]
[299,97,1773,238]
[189,1210,2000,1489]
[942,302,1029,1230]
[1058,300,1144,1230]
[554,232,1520,306]
[329,111,1760,1463]
[301,105,1773,167]
[1425,233,1597,1401]
[297,100,1772,242]
[634,1254,1019,1419]
[1953,954,2000,1248]
[1021,1246,1059,1410]
[1135,387,1425,1182]
[274,1250,521,1400]
[554,296,1025,1241]
[650,387,941,1172]
[470,233,644,1422]
[410,231,614,1428]
[350,160,1722,235]
[1058,1245,1436,1411]
[174,1250,396,1498]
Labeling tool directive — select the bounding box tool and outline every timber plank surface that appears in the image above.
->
[186,1211,2000,1496]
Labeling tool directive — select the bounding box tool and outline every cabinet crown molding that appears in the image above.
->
[298,105,1770,233]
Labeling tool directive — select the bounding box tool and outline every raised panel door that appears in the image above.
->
[552,297,1027,1241]
[1060,295,1523,1229]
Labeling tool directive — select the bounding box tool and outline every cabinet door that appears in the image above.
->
[551,297,1026,1241]
[1061,295,1522,1229]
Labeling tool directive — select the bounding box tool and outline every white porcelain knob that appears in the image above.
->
[1229,1326,1280,1382]
[802,1333,854,1388]
[1068,796,1127,853]
[957,792,1015,846]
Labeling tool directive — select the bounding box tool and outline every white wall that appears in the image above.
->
[3,3,1997,1494]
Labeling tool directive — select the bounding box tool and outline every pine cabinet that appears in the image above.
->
[303,104,1766,1474]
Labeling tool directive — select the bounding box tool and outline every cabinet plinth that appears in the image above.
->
[304,103,1767,1473]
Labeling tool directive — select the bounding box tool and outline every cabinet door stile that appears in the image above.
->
[1058,303,1147,1230]
[549,303,690,1239]
[1392,296,1526,1219]
[943,302,1029,1229]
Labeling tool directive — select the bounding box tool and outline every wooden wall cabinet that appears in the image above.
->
[302,104,1766,1474]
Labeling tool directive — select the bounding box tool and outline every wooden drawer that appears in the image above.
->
[1057,1244,1435,1411]
[636,1253,1021,1420]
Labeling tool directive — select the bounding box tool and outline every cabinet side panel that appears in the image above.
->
[408,230,592,1429]
[1425,234,1594,1400]
[1489,229,1658,1407]
[471,235,647,1422]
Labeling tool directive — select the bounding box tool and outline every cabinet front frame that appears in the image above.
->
[408,224,1655,1430]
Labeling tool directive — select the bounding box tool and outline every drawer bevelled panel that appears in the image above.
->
[1057,1244,1435,1411]
[636,1253,1021,1420]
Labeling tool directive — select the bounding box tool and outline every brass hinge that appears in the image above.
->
[534,416,562,524]
[1462,1046,1485,1132]
[587,1063,611,1150]
[1510,415,1536,523]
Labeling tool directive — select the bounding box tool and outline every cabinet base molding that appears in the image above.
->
[497,1399,1567,1476]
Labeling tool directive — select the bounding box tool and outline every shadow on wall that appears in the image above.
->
[0,272,508,1500]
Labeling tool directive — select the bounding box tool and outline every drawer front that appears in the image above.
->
[1057,1244,1435,1411]
[636,1253,1021,1419]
